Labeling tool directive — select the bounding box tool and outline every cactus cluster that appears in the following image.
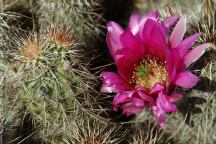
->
[12,25,96,143]
[0,0,104,143]
[0,10,98,143]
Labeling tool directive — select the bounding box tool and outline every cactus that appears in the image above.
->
[0,54,24,143]
[0,1,104,142]
[189,0,216,48]
[38,0,104,41]
[73,113,129,144]
[17,28,88,143]
[1,0,38,31]
[0,9,23,143]
[0,22,96,143]
[129,124,167,144]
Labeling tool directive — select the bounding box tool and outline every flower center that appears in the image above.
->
[132,57,168,89]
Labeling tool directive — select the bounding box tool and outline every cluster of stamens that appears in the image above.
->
[131,56,168,89]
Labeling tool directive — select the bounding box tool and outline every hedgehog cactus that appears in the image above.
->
[2,24,93,143]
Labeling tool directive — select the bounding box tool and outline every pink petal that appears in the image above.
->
[119,30,145,58]
[115,51,140,81]
[132,97,145,107]
[152,92,178,128]
[120,30,142,54]
[112,30,145,80]
[177,33,202,58]
[156,92,178,112]
[100,72,130,93]
[115,52,144,81]
[122,102,145,116]
[167,49,179,83]
[100,86,118,93]
[170,16,187,48]
[136,87,149,93]
[137,11,160,39]
[113,91,135,106]
[137,90,154,104]
[167,48,187,82]
[106,21,124,57]
[149,83,165,95]
[174,71,199,89]
[184,43,211,68]
[152,106,166,128]
[139,11,160,27]
[163,15,179,28]
[142,19,167,59]
[146,11,160,21]
[168,65,177,86]
[129,12,141,35]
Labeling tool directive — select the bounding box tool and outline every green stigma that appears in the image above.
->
[136,64,148,77]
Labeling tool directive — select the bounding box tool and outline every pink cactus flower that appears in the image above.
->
[100,11,211,128]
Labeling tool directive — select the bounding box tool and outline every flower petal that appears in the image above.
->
[114,30,145,80]
[120,30,143,54]
[153,92,178,128]
[146,11,160,21]
[122,102,145,116]
[163,15,179,28]
[152,106,166,128]
[184,43,211,68]
[149,83,165,95]
[139,11,160,27]
[115,49,141,81]
[177,33,202,58]
[142,19,167,59]
[137,11,160,38]
[137,90,154,104]
[113,91,134,105]
[106,21,124,57]
[100,72,130,93]
[167,49,179,83]
[170,16,187,48]
[157,92,178,112]
[174,71,199,89]
[129,12,141,35]
[132,97,145,107]
[100,86,117,94]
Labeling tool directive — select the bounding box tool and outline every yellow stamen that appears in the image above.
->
[132,57,168,89]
